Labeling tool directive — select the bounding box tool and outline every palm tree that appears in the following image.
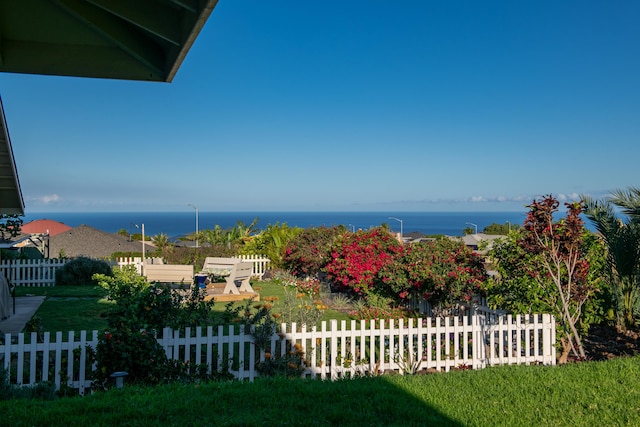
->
[228,218,260,248]
[201,225,225,247]
[151,233,173,259]
[583,191,640,330]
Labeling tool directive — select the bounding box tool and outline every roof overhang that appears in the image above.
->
[0,234,30,249]
[0,1,219,215]
[0,0,219,82]
[0,96,24,215]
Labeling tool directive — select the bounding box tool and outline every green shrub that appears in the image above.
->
[91,266,222,388]
[376,238,487,308]
[162,247,234,272]
[90,329,173,388]
[55,257,113,286]
[283,226,345,278]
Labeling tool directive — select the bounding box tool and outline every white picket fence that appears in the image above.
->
[0,255,271,287]
[0,259,66,287]
[0,311,555,395]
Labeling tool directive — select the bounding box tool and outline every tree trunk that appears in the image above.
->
[558,338,572,364]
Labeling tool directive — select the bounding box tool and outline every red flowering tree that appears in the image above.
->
[519,195,596,362]
[377,238,486,309]
[325,227,404,295]
[283,226,345,278]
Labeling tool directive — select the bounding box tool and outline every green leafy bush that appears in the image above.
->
[283,226,344,278]
[91,329,171,387]
[377,238,487,308]
[55,257,112,286]
[238,223,302,268]
[91,266,221,388]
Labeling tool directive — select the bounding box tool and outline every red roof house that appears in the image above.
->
[21,219,72,237]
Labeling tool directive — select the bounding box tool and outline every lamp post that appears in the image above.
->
[188,204,199,248]
[506,221,511,233]
[388,216,403,241]
[466,222,478,235]
[135,223,146,264]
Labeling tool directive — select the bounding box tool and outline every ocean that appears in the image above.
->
[22,211,530,240]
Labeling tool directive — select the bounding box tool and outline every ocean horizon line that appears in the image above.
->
[24,209,527,214]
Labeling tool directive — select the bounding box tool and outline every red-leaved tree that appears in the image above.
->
[520,195,595,362]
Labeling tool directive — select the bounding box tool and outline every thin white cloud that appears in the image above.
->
[386,192,595,208]
[28,194,61,204]
[557,193,581,202]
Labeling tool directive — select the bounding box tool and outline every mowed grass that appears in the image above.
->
[15,281,351,334]
[15,285,111,333]
[1,355,639,426]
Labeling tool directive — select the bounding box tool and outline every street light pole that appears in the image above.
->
[135,223,146,265]
[466,222,478,235]
[188,204,199,248]
[388,216,403,241]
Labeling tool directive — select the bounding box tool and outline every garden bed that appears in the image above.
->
[582,324,640,361]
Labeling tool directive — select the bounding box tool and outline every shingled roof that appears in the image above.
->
[21,219,72,237]
[49,224,151,259]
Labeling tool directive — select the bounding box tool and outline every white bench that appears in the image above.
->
[207,262,254,296]
[201,257,242,273]
[143,264,194,285]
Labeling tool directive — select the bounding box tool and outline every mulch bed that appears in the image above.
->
[583,324,640,361]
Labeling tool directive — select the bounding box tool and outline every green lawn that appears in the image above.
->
[1,355,638,426]
[15,285,111,333]
[15,285,107,298]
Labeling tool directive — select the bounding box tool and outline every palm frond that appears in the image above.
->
[608,186,640,220]
[582,194,620,240]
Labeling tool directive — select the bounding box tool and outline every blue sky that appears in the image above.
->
[2,1,639,213]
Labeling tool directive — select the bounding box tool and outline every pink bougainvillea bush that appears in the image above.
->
[324,227,404,295]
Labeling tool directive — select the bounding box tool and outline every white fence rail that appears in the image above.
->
[0,255,271,287]
[0,259,66,287]
[236,255,270,279]
[0,313,555,394]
